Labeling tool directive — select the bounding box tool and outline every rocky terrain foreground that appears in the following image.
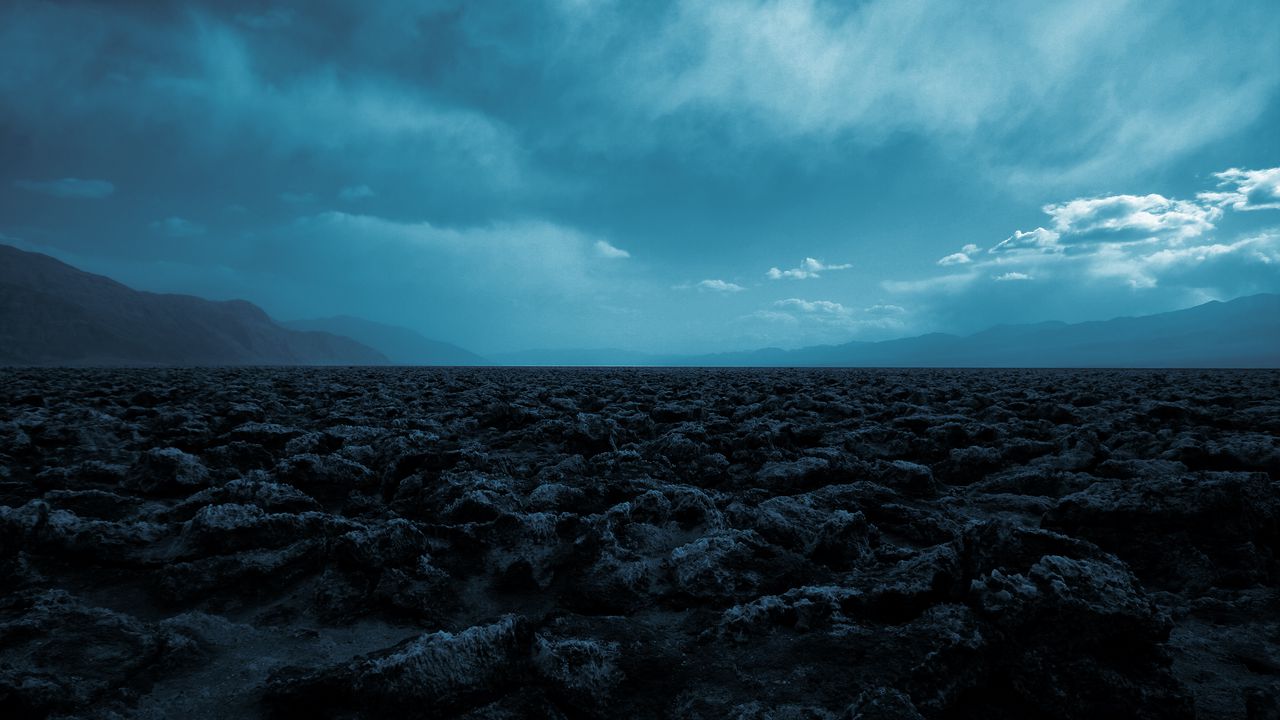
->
[0,368,1278,719]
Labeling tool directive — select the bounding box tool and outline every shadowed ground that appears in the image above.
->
[0,368,1277,718]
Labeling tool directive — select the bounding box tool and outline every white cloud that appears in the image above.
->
[14,178,115,199]
[766,257,852,280]
[1198,167,1280,211]
[1104,231,1280,288]
[150,216,207,237]
[742,296,910,344]
[961,244,980,253]
[865,303,906,315]
[989,192,1222,258]
[1026,230,1280,292]
[339,184,376,201]
[696,278,744,292]
[989,227,1061,254]
[594,240,631,259]
[977,181,1246,286]
[883,168,1280,327]
[1042,194,1219,242]
[937,252,972,266]
[882,273,979,295]
[774,297,847,314]
[865,166,1280,335]
[1081,237,1272,291]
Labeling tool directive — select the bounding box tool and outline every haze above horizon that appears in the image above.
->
[3,0,1279,356]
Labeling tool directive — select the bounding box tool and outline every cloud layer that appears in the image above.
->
[633,0,1280,183]
[0,1,1277,354]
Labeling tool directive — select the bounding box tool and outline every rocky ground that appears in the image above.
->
[0,368,1277,719]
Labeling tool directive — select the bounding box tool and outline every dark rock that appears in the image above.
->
[669,529,805,603]
[0,500,169,565]
[265,615,532,717]
[0,367,1275,718]
[967,554,1194,719]
[167,475,322,520]
[937,445,1004,485]
[156,539,323,604]
[1043,470,1280,590]
[227,422,305,448]
[201,440,275,473]
[526,482,588,513]
[843,688,925,719]
[125,447,211,496]
[0,591,178,717]
[755,457,833,492]
[532,633,623,710]
[40,488,138,520]
[332,519,429,570]
[274,453,377,503]
[174,503,357,558]
[369,558,456,621]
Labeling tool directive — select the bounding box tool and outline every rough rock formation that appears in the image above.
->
[0,367,1276,718]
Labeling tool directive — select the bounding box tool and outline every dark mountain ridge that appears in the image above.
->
[0,244,387,366]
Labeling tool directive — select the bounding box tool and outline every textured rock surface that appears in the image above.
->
[0,367,1276,718]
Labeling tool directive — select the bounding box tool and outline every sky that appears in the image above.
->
[2,0,1279,356]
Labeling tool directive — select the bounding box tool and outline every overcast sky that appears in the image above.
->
[3,0,1279,355]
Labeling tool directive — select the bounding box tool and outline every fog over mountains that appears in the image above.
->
[681,294,1280,368]
[283,316,488,366]
[2,243,1276,368]
[493,293,1279,368]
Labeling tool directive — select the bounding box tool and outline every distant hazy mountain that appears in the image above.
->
[0,244,387,366]
[496,294,1280,368]
[284,316,486,366]
[704,293,1279,368]
[488,347,658,366]
[5,241,1274,368]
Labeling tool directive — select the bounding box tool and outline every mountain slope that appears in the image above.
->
[0,244,388,366]
[284,316,487,366]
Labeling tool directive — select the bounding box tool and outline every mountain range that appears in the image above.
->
[0,244,386,366]
[2,242,1277,367]
[493,294,1280,368]
[690,293,1280,367]
[283,316,487,366]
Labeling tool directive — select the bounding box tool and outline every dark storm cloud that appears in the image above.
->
[2,0,1279,353]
